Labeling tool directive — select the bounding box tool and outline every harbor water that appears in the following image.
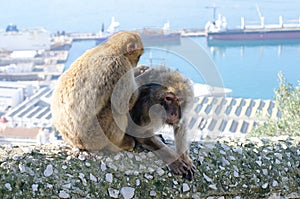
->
[1,0,300,100]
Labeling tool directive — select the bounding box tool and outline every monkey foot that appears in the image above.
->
[168,156,196,181]
[119,134,136,151]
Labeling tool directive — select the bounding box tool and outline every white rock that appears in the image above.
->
[90,173,98,182]
[274,153,283,160]
[208,184,217,190]
[150,190,157,197]
[136,179,141,186]
[198,156,204,164]
[255,160,262,167]
[78,154,86,161]
[62,165,67,170]
[147,152,155,158]
[100,162,107,171]
[135,156,142,161]
[59,190,70,198]
[85,162,91,167]
[262,169,268,176]
[5,183,12,191]
[32,184,38,192]
[19,164,26,173]
[22,147,33,154]
[44,165,53,177]
[272,180,279,187]
[62,183,71,189]
[79,173,87,186]
[148,167,155,173]
[233,170,239,177]
[108,188,119,198]
[114,154,122,160]
[145,174,153,179]
[262,183,268,189]
[120,186,135,199]
[182,183,190,192]
[221,157,230,166]
[106,173,113,183]
[156,168,165,176]
[203,173,212,182]
[108,163,118,171]
[46,183,53,189]
[127,152,134,159]
[12,154,21,161]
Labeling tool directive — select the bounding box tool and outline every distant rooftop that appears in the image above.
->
[3,86,280,139]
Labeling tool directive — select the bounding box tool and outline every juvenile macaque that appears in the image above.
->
[129,66,196,180]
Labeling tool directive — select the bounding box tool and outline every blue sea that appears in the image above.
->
[1,0,300,99]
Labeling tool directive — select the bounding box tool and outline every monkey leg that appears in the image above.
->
[135,134,195,180]
[105,123,136,152]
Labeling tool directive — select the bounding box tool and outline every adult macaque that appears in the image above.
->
[51,31,144,151]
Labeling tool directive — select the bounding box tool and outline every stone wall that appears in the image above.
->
[0,137,299,198]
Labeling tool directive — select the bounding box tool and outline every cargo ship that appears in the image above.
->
[205,5,300,46]
[95,20,181,45]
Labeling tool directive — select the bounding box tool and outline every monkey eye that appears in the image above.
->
[165,96,173,101]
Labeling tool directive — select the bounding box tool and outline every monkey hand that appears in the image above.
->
[168,154,196,181]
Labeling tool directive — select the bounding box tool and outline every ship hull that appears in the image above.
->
[207,28,300,46]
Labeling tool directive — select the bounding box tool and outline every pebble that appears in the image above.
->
[79,173,87,186]
[150,190,157,197]
[44,164,53,177]
[203,173,212,182]
[32,184,38,192]
[90,173,98,182]
[233,170,239,177]
[78,154,86,161]
[208,184,218,190]
[19,164,26,173]
[59,190,70,198]
[182,183,190,192]
[221,157,230,166]
[262,183,268,189]
[85,162,91,167]
[135,179,141,186]
[5,183,12,191]
[145,174,153,179]
[156,168,165,176]
[12,154,22,161]
[108,188,119,198]
[272,180,279,187]
[120,186,135,199]
[255,160,262,167]
[106,173,113,183]
[22,147,33,154]
[62,183,71,189]
[100,162,107,171]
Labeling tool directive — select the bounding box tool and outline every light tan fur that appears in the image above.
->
[51,31,144,151]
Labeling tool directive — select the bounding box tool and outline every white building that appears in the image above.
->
[0,81,34,112]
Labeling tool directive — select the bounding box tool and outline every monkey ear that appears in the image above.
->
[127,43,137,55]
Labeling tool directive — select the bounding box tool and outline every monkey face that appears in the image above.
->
[161,92,182,125]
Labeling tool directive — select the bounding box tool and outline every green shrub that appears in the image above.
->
[249,72,300,137]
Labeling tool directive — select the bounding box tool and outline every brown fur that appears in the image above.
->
[51,31,144,151]
[129,66,196,180]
